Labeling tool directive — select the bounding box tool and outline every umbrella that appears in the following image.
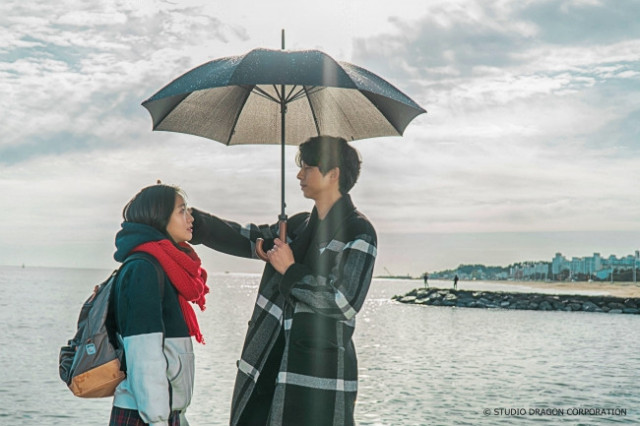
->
[142,42,426,259]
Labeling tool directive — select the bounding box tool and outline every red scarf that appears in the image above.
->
[133,240,209,344]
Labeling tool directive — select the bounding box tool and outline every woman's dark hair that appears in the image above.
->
[296,136,361,193]
[122,184,186,238]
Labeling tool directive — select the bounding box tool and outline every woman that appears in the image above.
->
[109,184,209,426]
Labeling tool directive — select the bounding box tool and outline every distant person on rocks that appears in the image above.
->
[189,135,377,426]
[453,274,459,290]
[423,272,429,288]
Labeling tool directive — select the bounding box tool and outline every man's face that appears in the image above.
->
[296,162,336,200]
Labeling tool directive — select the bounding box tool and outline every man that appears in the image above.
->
[190,136,377,425]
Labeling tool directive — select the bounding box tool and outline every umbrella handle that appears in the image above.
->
[255,220,288,262]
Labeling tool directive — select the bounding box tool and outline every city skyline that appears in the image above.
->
[434,248,640,269]
[430,248,639,282]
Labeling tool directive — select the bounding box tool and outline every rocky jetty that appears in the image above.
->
[392,288,640,314]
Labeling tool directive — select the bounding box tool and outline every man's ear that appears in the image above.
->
[329,167,340,183]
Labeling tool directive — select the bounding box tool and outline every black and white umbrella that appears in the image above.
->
[142,44,426,259]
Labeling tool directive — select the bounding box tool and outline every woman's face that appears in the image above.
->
[166,194,193,243]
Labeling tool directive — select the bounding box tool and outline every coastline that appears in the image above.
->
[393,287,640,315]
[483,279,640,298]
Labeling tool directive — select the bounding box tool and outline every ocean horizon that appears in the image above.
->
[5,230,640,279]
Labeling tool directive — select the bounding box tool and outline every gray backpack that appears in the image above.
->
[59,253,163,398]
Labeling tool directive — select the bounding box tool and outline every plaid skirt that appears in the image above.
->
[109,406,180,426]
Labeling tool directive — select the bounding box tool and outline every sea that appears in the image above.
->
[0,265,638,425]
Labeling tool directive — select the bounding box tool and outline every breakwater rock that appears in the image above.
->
[392,288,640,314]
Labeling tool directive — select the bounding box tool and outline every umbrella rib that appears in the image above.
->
[285,85,306,103]
[304,86,324,96]
[225,85,255,144]
[303,86,321,136]
[249,84,316,105]
[288,87,312,104]
[359,91,405,135]
[284,85,297,102]
[252,85,281,104]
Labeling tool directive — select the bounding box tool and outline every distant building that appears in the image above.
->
[512,262,550,280]
[552,253,568,277]
[551,251,639,280]
[430,250,638,282]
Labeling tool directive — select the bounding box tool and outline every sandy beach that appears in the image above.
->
[492,280,640,298]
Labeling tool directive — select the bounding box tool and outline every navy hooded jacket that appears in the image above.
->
[112,222,195,425]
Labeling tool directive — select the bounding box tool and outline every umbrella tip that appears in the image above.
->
[281,29,285,50]
[157,179,162,184]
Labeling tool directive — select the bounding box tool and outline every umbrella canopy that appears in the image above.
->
[142,48,426,146]
[142,47,426,260]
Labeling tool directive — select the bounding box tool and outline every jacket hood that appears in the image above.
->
[114,222,168,262]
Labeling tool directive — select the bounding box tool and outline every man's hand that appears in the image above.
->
[267,238,295,274]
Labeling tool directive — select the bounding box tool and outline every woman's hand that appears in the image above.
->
[267,238,295,274]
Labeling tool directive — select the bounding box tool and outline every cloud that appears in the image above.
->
[345,0,640,236]
[350,0,640,98]
[518,0,640,45]
[0,0,248,163]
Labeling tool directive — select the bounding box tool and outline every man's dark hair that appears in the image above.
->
[122,184,185,239]
[296,136,361,193]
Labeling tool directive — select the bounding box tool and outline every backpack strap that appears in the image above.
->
[108,252,166,372]
[121,252,165,294]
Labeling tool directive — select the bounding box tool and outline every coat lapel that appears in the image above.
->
[289,208,317,265]
[314,194,356,256]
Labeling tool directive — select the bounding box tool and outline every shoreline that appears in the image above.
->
[472,279,640,298]
[393,287,640,315]
[400,278,640,298]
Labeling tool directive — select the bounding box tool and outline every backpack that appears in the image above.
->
[59,253,164,398]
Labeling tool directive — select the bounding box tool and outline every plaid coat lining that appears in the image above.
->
[191,195,377,426]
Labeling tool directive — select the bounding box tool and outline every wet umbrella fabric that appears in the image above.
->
[142,48,426,146]
[142,48,425,260]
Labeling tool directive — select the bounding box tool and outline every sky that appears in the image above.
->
[1,0,639,276]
